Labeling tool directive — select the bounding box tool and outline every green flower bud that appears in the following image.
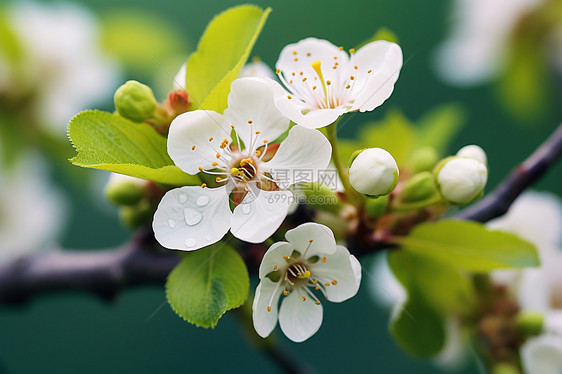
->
[516,312,544,336]
[492,363,519,374]
[349,148,399,197]
[434,156,488,204]
[114,80,157,122]
[401,171,437,203]
[105,174,146,206]
[410,147,439,173]
[303,183,341,214]
[120,199,153,229]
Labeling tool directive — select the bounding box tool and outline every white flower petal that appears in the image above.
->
[239,61,276,80]
[521,335,562,374]
[545,311,562,335]
[266,126,332,189]
[224,77,290,146]
[230,189,292,243]
[173,62,187,90]
[311,245,361,303]
[273,91,346,129]
[349,40,403,112]
[279,287,323,342]
[259,242,295,279]
[252,278,284,338]
[167,110,232,175]
[152,186,231,251]
[285,222,337,257]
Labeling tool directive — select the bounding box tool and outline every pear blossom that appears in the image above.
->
[0,1,120,133]
[435,0,544,84]
[153,78,332,251]
[270,37,403,129]
[0,153,65,263]
[252,222,361,342]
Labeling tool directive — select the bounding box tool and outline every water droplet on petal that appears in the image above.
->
[184,208,202,226]
[242,204,251,215]
[185,238,197,248]
[168,219,176,228]
[196,195,210,207]
[179,194,187,203]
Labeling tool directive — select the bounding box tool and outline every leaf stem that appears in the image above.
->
[390,195,445,212]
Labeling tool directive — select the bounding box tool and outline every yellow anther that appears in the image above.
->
[209,137,213,141]
[255,150,262,156]
[315,301,321,305]
[216,177,223,183]
[354,65,358,70]
[283,256,290,260]
[326,80,331,85]
[333,56,338,60]
[315,286,320,290]
[345,84,350,89]
[297,270,311,279]
[255,131,260,134]
[216,153,221,158]
[349,48,355,53]
[339,46,344,51]
[325,282,331,286]
[312,86,317,90]
[322,257,327,263]
[292,50,297,55]
[302,77,307,82]
[191,145,196,150]
[248,120,253,124]
[267,306,271,312]
[306,53,311,56]
[263,140,268,144]
[332,66,337,70]
[331,280,338,285]
[287,95,292,99]
[291,72,295,76]
[212,162,218,167]
[294,58,298,62]
[230,168,240,176]
[312,280,318,284]
[284,290,289,296]
[350,75,355,80]
[276,68,280,74]
[309,239,314,243]
[201,183,207,188]
[301,296,306,301]
[299,71,303,76]
[198,166,203,171]
[231,124,235,129]
[367,69,372,73]
[289,80,293,84]
[274,265,278,271]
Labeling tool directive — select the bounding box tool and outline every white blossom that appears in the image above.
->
[252,223,361,342]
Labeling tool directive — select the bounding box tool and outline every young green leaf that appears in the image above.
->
[185,5,271,113]
[396,220,540,271]
[166,244,249,329]
[416,104,464,154]
[389,293,446,358]
[68,110,199,186]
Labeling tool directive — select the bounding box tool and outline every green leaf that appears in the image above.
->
[166,244,249,328]
[68,110,199,186]
[397,220,540,271]
[356,27,399,49]
[389,293,446,358]
[388,250,473,314]
[359,109,415,166]
[185,5,271,113]
[416,104,464,155]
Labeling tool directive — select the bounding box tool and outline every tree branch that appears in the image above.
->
[454,122,562,222]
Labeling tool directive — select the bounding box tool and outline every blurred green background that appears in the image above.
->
[1,0,561,373]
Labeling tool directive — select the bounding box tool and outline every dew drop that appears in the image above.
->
[179,194,187,203]
[196,195,210,207]
[242,204,251,215]
[167,219,176,228]
[185,238,197,248]
[184,208,202,226]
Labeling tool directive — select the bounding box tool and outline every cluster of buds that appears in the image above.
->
[113,80,191,135]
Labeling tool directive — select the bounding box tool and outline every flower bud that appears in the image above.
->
[349,148,399,197]
[400,171,437,203]
[457,144,487,165]
[516,312,544,336]
[105,173,146,206]
[120,199,153,229]
[303,183,341,214]
[410,147,438,173]
[114,80,157,122]
[168,89,190,114]
[365,195,389,218]
[435,156,488,204]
